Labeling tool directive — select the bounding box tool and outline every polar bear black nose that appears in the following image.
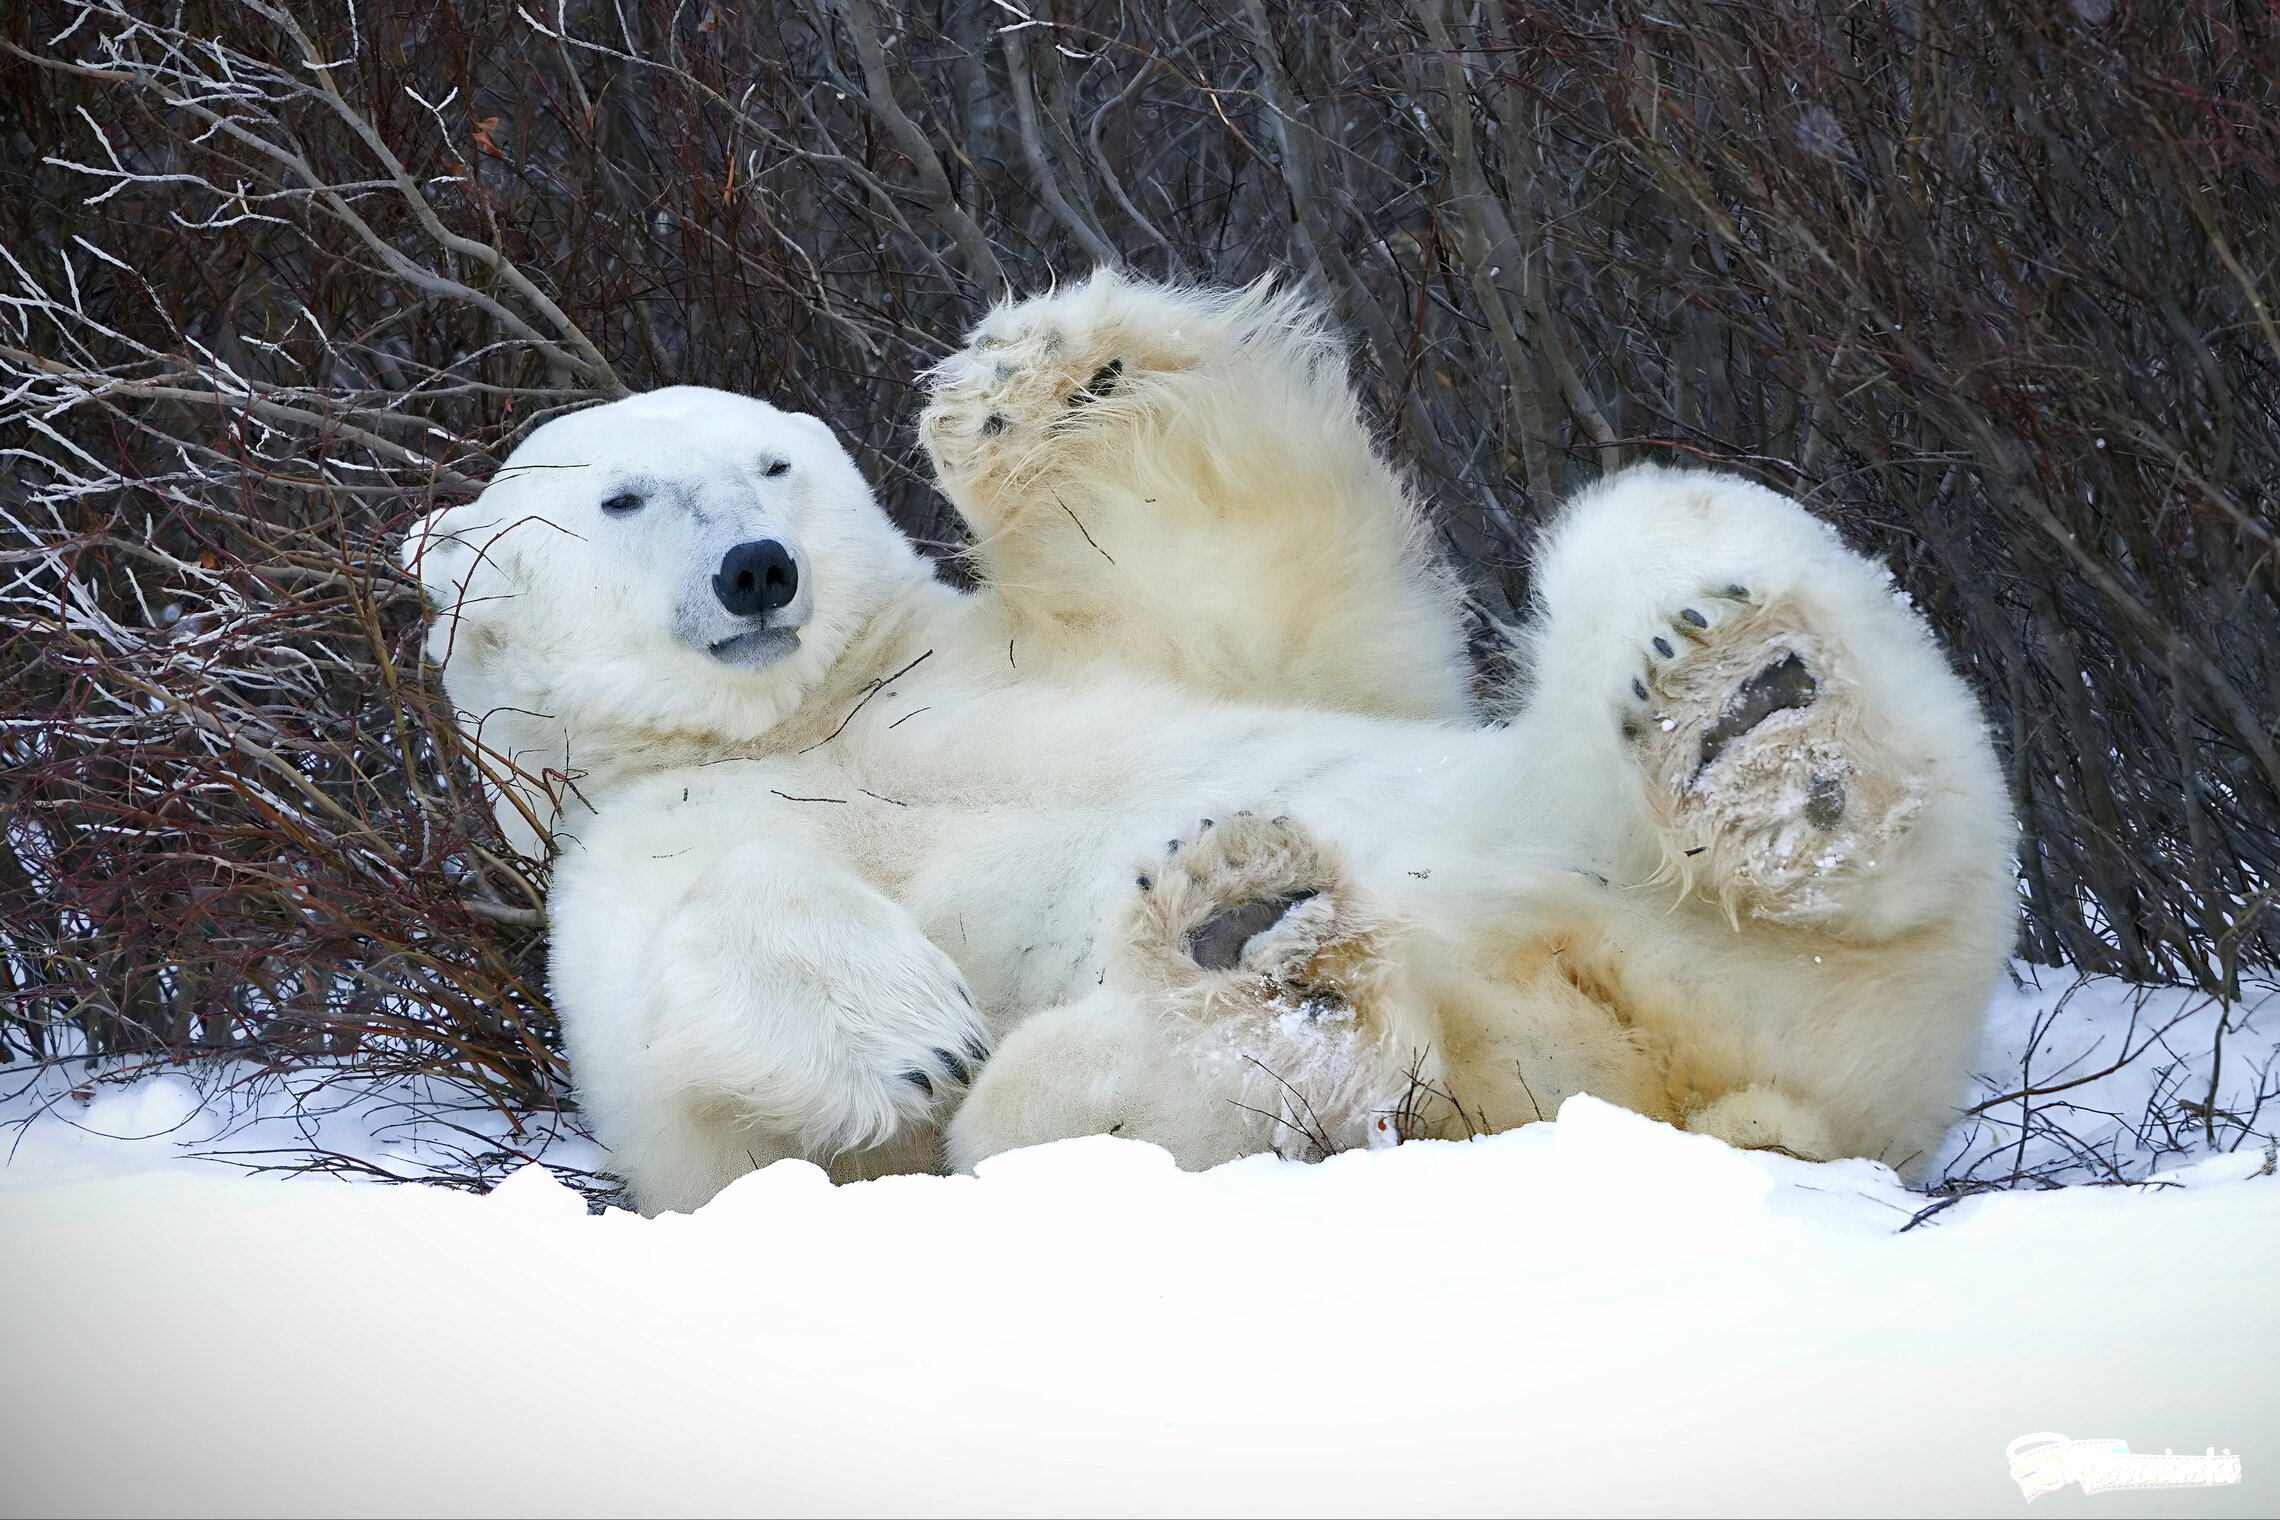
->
[714,540,798,617]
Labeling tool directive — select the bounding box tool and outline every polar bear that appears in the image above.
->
[404,272,2016,1214]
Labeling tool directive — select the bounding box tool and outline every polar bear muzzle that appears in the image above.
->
[701,537,804,669]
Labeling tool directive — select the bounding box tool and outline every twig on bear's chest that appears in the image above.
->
[770,789,849,804]
[1055,493,1115,564]
[799,648,934,754]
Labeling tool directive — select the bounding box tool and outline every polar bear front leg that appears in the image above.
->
[918,271,1472,721]
[590,839,988,1212]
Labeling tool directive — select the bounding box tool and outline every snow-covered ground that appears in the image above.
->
[4,964,2275,1518]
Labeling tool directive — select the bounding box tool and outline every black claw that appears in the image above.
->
[964,1035,991,1064]
[1167,839,1181,854]
[1631,677,1649,701]
[1070,358,1123,406]
[933,1048,971,1085]
[980,413,1007,436]
[1695,651,1820,776]
[1680,608,1708,628]
[1653,636,1675,657]
[1724,583,1749,598]
[1199,818,1214,830]
[1186,889,1318,972]
[1136,875,1151,890]
[902,1069,935,1096]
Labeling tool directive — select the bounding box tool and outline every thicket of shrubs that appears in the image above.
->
[2,0,2274,1111]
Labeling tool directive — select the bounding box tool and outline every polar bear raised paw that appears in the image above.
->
[1622,585,1927,926]
[921,274,1213,519]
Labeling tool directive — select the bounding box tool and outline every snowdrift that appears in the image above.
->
[4,966,2274,1517]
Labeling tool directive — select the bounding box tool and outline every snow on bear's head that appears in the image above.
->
[402,387,928,835]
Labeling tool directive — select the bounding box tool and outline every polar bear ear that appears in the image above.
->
[398,502,487,610]
[780,410,841,445]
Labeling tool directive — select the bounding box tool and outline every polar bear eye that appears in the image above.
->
[762,458,791,479]
[601,492,645,515]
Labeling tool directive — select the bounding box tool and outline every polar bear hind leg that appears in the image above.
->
[920,270,1473,722]
[944,991,1261,1172]
[1511,465,2014,1175]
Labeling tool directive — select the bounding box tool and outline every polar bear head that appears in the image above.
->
[402,387,929,848]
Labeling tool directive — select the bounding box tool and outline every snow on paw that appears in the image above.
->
[1621,585,1925,925]
[918,274,1201,530]
[1116,813,1422,1158]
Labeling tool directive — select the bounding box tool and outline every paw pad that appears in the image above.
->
[1187,889,1317,971]
[1803,771,1847,830]
[1108,810,1427,1160]
[1695,650,1819,777]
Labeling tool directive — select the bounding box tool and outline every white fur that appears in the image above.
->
[405,276,2017,1214]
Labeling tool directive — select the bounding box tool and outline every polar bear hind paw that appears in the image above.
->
[1623,586,1926,925]
[1683,1085,1842,1162]
[1125,813,1410,1033]
[1120,813,1421,1159]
